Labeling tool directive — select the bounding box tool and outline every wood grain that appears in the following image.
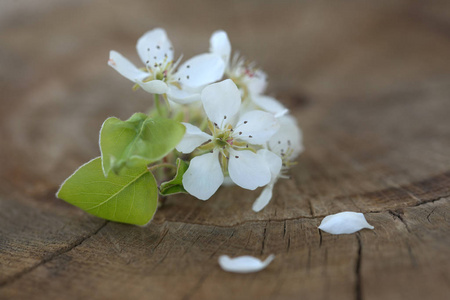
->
[1,0,449,299]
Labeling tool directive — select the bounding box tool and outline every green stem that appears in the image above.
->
[148,163,177,172]
[154,94,164,116]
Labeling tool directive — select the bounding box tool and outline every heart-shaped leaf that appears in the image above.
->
[57,157,158,225]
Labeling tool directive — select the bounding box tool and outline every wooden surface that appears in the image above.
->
[1,0,450,299]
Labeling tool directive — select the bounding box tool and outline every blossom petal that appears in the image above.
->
[318,212,374,234]
[210,30,231,66]
[201,79,241,126]
[137,80,168,94]
[235,110,280,145]
[252,95,287,116]
[228,149,271,190]
[182,150,224,200]
[136,28,174,66]
[252,182,274,212]
[108,50,149,82]
[268,115,303,160]
[176,123,212,153]
[176,53,225,88]
[246,69,267,95]
[166,85,201,104]
[258,149,282,178]
[218,255,275,273]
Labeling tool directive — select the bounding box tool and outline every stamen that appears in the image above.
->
[244,121,248,124]
[186,75,190,79]
[187,65,190,68]
[239,132,242,135]
[249,135,252,138]
[235,156,239,158]
[156,45,160,49]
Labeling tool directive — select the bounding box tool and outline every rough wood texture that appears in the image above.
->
[1,0,450,299]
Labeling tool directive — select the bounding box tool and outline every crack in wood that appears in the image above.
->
[388,210,411,233]
[355,233,363,300]
[152,195,449,228]
[0,220,108,288]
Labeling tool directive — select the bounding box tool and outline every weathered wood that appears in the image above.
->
[1,0,450,299]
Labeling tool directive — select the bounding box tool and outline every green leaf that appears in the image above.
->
[57,157,158,225]
[100,113,185,176]
[159,158,189,195]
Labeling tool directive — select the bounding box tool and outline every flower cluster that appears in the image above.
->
[108,28,303,211]
[57,28,304,227]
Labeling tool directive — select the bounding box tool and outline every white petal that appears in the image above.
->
[228,149,271,190]
[218,255,275,273]
[182,150,224,200]
[318,212,374,234]
[235,111,280,145]
[246,69,267,95]
[137,79,168,94]
[268,115,303,160]
[252,182,274,212]
[258,149,282,178]
[136,28,174,66]
[210,30,231,66]
[201,79,241,126]
[221,176,235,187]
[176,123,212,153]
[252,95,287,116]
[166,85,201,104]
[176,53,225,88]
[108,50,149,82]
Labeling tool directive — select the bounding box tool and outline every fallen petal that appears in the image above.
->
[218,255,275,273]
[319,212,374,234]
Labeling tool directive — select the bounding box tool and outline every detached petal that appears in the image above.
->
[319,212,374,234]
[166,85,201,104]
[108,50,148,82]
[219,255,275,273]
[176,123,212,153]
[137,80,168,94]
[201,79,241,126]
[136,28,174,66]
[176,53,225,88]
[252,95,287,116]
[235,111,280,145]
[228,149,271,190]
[210,30,231,66]
[182,150,224,200]
[252,182,274,212]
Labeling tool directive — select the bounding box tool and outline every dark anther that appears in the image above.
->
[156,45,160,49]
[154,56,157,59]
[187,65,190,68]
[235,156,239,158]
[146,60,149,64]
[187,75,190,79]
[249,135,253,138]
[224,116,227,119]
[243,121,248,124]
[214,122,218,127]
[278,141,281,144]
[239,132,242,135]
[147,48,150,51]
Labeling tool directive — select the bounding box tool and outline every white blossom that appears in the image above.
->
[177,79,281,200]
[109,28,225,104]
[252,115,304,212]
[210,30,287,116]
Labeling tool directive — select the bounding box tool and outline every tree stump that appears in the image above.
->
[0,1,449,299]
